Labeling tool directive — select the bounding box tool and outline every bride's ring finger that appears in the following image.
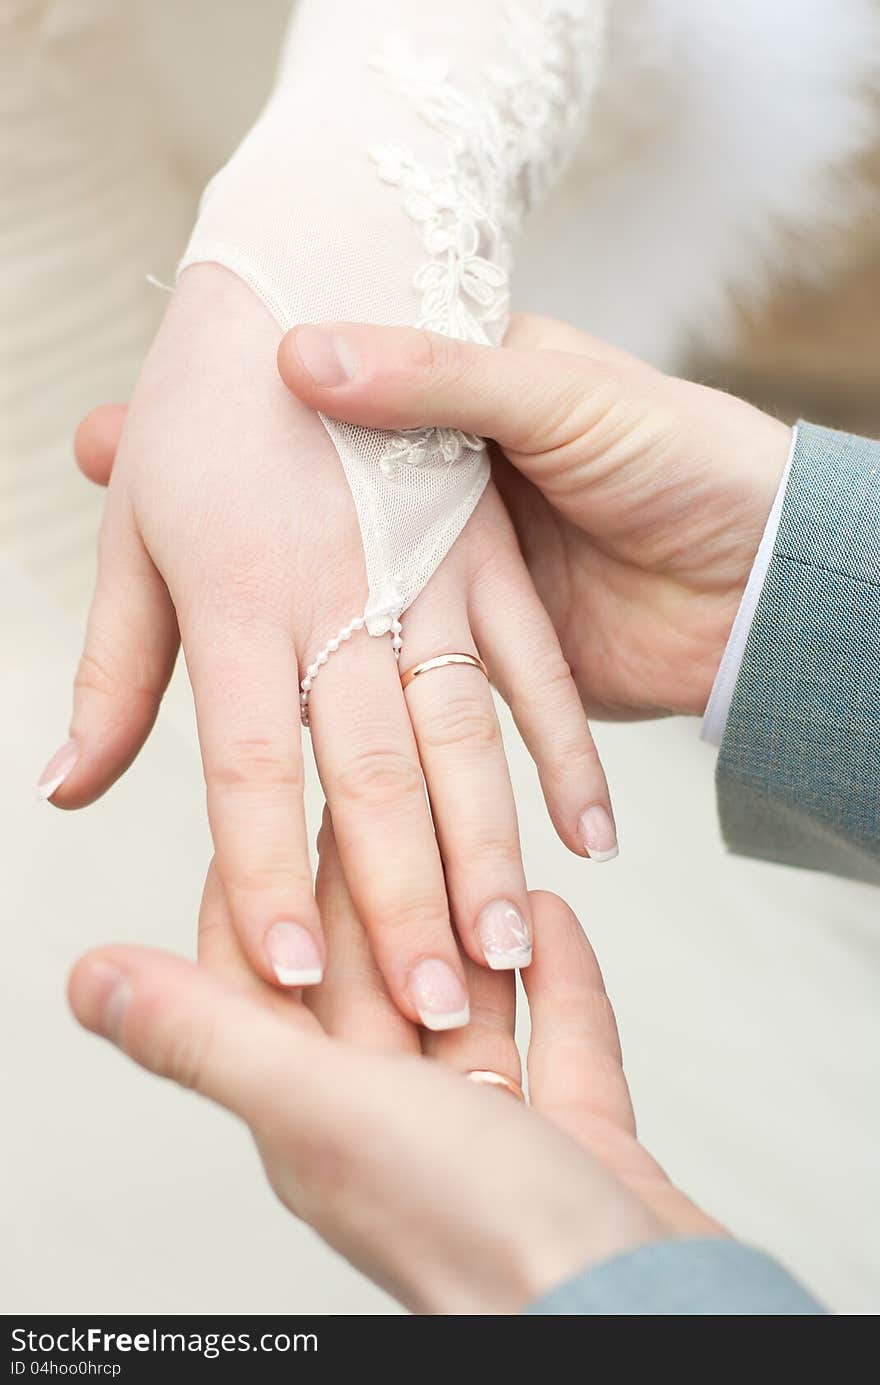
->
[401,591,533,975]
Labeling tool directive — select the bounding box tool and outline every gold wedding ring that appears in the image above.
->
[465,1069,526,1102]
[400,652,489,691]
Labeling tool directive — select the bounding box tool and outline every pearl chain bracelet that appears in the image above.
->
[300,615,403,727]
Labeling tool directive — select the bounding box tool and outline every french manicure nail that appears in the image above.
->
[266,921,324,986]
[476,900,532,970]
[408,958,470,1031]
[36,738,79,801]
[294,325,357,387]
[578,804,619,862]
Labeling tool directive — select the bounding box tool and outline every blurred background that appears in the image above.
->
[3,1,879,1315]
[710,159,880,435]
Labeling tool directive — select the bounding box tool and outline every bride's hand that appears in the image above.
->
[50,269,612,1030]
[68,827,719,1316]
[275,316,791,721]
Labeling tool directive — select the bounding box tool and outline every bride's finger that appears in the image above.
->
[422,957,519,1088]
[401,543,534,974]
[43,491,180,813]
[307,809,421,1054]
[468,501,617,862]
[309,621,470,1032]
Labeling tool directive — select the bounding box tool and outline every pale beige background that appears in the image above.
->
[2,1,878,1315]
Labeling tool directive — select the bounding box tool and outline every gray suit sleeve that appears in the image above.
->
[717,421,880,883]
[524,1238,825,1315]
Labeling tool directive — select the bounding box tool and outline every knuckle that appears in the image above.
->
[406,328,465,391]
[223,846,314,899]
[74,646,160,704]
[418,689,501,754]
[208,736,305,797]
[539,654,578,705]
[456,831,522,874]
[369,885,449,938]
[543,706,603,773]
[516,649,575,710]
[511,653,602,769]
[507,358,623,462]
[551,364,628,455]
[530,373,597,452]
[334,745,424,810]
[73,649,117,701]
[555,733,602,777]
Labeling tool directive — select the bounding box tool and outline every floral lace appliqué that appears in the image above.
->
[370,2,597,478]
[377,424,486,479]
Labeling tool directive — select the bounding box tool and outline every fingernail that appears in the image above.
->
[578,804,619,862]
[36,738,79,801]
[476,900,532,970]
[408,958,469,1031]
[86,960,132,1042]
[266,921,324,986]
[294,325,357,387]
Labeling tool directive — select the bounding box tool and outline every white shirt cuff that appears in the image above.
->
[700,425,798,748]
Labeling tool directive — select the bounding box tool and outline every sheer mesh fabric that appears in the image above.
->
[179,0,604,634]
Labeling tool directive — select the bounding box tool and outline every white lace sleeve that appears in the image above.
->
[178,0,605,637]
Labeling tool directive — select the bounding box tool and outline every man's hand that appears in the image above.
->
[69,827,719,1316]
[277,316,791,719]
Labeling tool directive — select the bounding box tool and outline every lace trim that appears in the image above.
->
[370,1,598,479]
[377,424,485,479]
